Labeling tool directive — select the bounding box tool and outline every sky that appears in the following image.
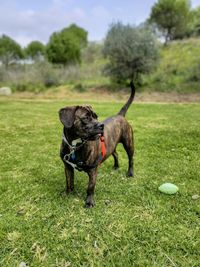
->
[0,0,200,47]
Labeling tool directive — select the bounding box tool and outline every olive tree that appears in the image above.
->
[103,23,159,83]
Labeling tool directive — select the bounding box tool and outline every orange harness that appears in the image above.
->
[100,136,106,163]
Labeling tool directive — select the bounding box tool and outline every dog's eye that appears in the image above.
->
[85,113,91,119]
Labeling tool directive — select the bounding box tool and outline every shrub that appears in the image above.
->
[74,83,86,92]
[82,42,103,63]
[0,61,82,92]
[186,61,200,82]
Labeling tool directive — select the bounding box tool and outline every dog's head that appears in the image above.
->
[59,105,104,140]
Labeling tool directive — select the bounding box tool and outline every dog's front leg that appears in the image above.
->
[85,168,98,208]
[64,163,74,193]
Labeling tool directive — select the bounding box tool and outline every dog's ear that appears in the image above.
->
[91,110,98,119]
[59,106,78,128]
[86,105,98,119]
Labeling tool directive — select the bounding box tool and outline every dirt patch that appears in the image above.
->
[2,87,200,103]
[135,91,200,103]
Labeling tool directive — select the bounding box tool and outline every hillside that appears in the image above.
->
[142,38,200,93]
[75,38,200,93]
[1,38,200,95]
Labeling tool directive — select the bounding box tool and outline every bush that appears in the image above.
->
[0,61,82,92]
[13,83,45,93]
[103,23,159,84]
[82,42,103,63]
[186,61,200,82]
[74,83,86,92]
[37,61,60,87]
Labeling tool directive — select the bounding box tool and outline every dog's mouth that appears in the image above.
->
[87,123,104,140]
[88,133,102,140]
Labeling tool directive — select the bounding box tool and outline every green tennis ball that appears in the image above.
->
[158,183,179,195]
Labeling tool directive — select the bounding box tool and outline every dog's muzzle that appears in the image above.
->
[98,123,104,134]
[88,123,104,140]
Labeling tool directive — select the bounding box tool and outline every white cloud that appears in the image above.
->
[0,1,85,46]
[0,0,199,47]
[0,1,110,46]
[0,0,109,46]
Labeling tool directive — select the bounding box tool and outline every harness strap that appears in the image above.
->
[63,135,107,171]
[100,136,106,163]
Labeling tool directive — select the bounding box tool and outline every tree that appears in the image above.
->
[149,0,191,43]
[25,41,46,60]
[0,35,23,67]
[46,24,88,65]
[103,23,159,83]
[189,6,200,36]
[67,24,88,48]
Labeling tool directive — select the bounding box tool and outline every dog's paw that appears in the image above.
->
[113,165,119,170]
[126,170,134,177]
[84,197,95,208]
[60,189,74,197]
[60,190,67,197]
[84,202,95,208]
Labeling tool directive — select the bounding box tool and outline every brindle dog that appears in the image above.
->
[59,81,135,208]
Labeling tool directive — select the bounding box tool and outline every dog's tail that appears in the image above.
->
[118,80,135,117]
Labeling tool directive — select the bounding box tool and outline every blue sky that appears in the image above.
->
[0,0,200,46]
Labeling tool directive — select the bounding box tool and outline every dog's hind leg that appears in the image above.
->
[121,126,134,177]
[112,149,119,170]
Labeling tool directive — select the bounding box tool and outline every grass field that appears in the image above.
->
[0,98,200,266]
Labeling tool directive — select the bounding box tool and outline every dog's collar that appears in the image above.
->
[62,133,82,150]
[62,131,86,151]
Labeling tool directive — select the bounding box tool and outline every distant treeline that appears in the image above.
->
[0,0,200,90]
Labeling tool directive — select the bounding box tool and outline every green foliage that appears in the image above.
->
[46,24,88,65]
[103,23,159,83]
[186,61,200,82]
[149,0,192,43]
[143,38,200,92]
[0,99,200,266]
[0,61,82,92]
[73,83,86,92]
[67,23,88,48]
[0,35,23,67]
[25,41,46,60]
[82,42,103,63]
[188,6,200,36]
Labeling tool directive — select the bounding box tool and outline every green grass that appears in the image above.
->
[0,99,200,266]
